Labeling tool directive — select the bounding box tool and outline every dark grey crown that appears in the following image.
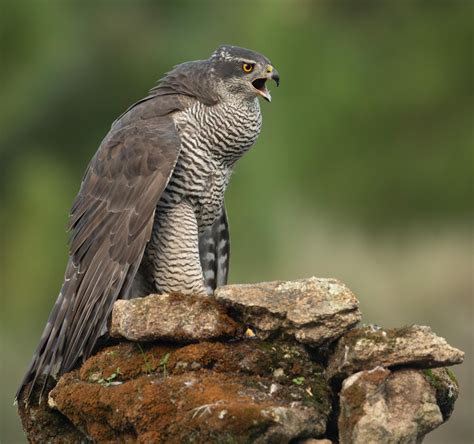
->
[211,45,271,66]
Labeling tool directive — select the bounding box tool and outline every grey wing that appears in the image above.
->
[199,205,230,294]
[17,115,181,403]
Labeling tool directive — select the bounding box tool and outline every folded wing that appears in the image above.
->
[18,113,181,402]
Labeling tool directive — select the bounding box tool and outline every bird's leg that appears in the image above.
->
[144,200,207,296]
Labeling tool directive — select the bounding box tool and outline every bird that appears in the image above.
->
[17,45,279,403]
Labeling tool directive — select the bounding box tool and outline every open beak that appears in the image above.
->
[251,66,280,102]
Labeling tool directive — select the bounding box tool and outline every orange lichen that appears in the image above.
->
[42,340,330,442]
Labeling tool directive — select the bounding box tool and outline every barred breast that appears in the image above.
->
[131,96,263,297]
[159,97,262,230]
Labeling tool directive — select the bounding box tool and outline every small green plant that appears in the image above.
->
[292,376,305,385]
[136,343,170,377]
[160,352,171,378]
[137,343,159,374]
[98,367,121,387]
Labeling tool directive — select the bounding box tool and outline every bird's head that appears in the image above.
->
[210,45,280,102]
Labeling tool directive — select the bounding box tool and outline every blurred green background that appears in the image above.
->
[1,0,472,442]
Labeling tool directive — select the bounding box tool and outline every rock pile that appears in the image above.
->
[17,277,464,443]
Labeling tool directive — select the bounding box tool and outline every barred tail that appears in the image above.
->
[199,206,230,293]
[16,259,79,403]
[16,253,140,404]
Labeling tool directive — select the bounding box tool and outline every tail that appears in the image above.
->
[16,260,78,403]
[16,254,140,404]
[199,206,230,294]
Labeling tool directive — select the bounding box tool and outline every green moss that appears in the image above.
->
[422,368,459,420]
[255,341,274,352]
[422,369,442,390]
[292,376,305,385]
[445,368,458,386]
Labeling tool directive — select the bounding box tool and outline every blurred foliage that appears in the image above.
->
[1,0,472,226]
[0,0,472,442]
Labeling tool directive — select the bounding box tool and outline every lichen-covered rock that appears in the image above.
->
[17,279,466,443]
[46,341,332,443]
[338,367,449,444]
[110,293,240,342]
[215,277,361,346]
[327,325,464,380]
[422,367,460,421]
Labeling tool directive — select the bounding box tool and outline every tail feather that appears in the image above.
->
[16,260,78,402]
[199,206,230,293]
[16,254,139,403]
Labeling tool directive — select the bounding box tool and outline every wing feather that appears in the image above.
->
[18,111,182,402]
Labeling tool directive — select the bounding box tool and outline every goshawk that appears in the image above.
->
[17,45,279,402]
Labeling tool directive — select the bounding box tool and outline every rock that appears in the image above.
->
[215,277,361,346]
[17,397,88,443]
[110,293,240,342]
[327,325,464,380]
[338,367,454,444]
[17,278,466,443]
[46,340,332,443]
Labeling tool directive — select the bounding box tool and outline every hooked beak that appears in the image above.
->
[251,65,280,102]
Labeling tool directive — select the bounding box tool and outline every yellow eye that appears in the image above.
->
[242,63,254,73]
